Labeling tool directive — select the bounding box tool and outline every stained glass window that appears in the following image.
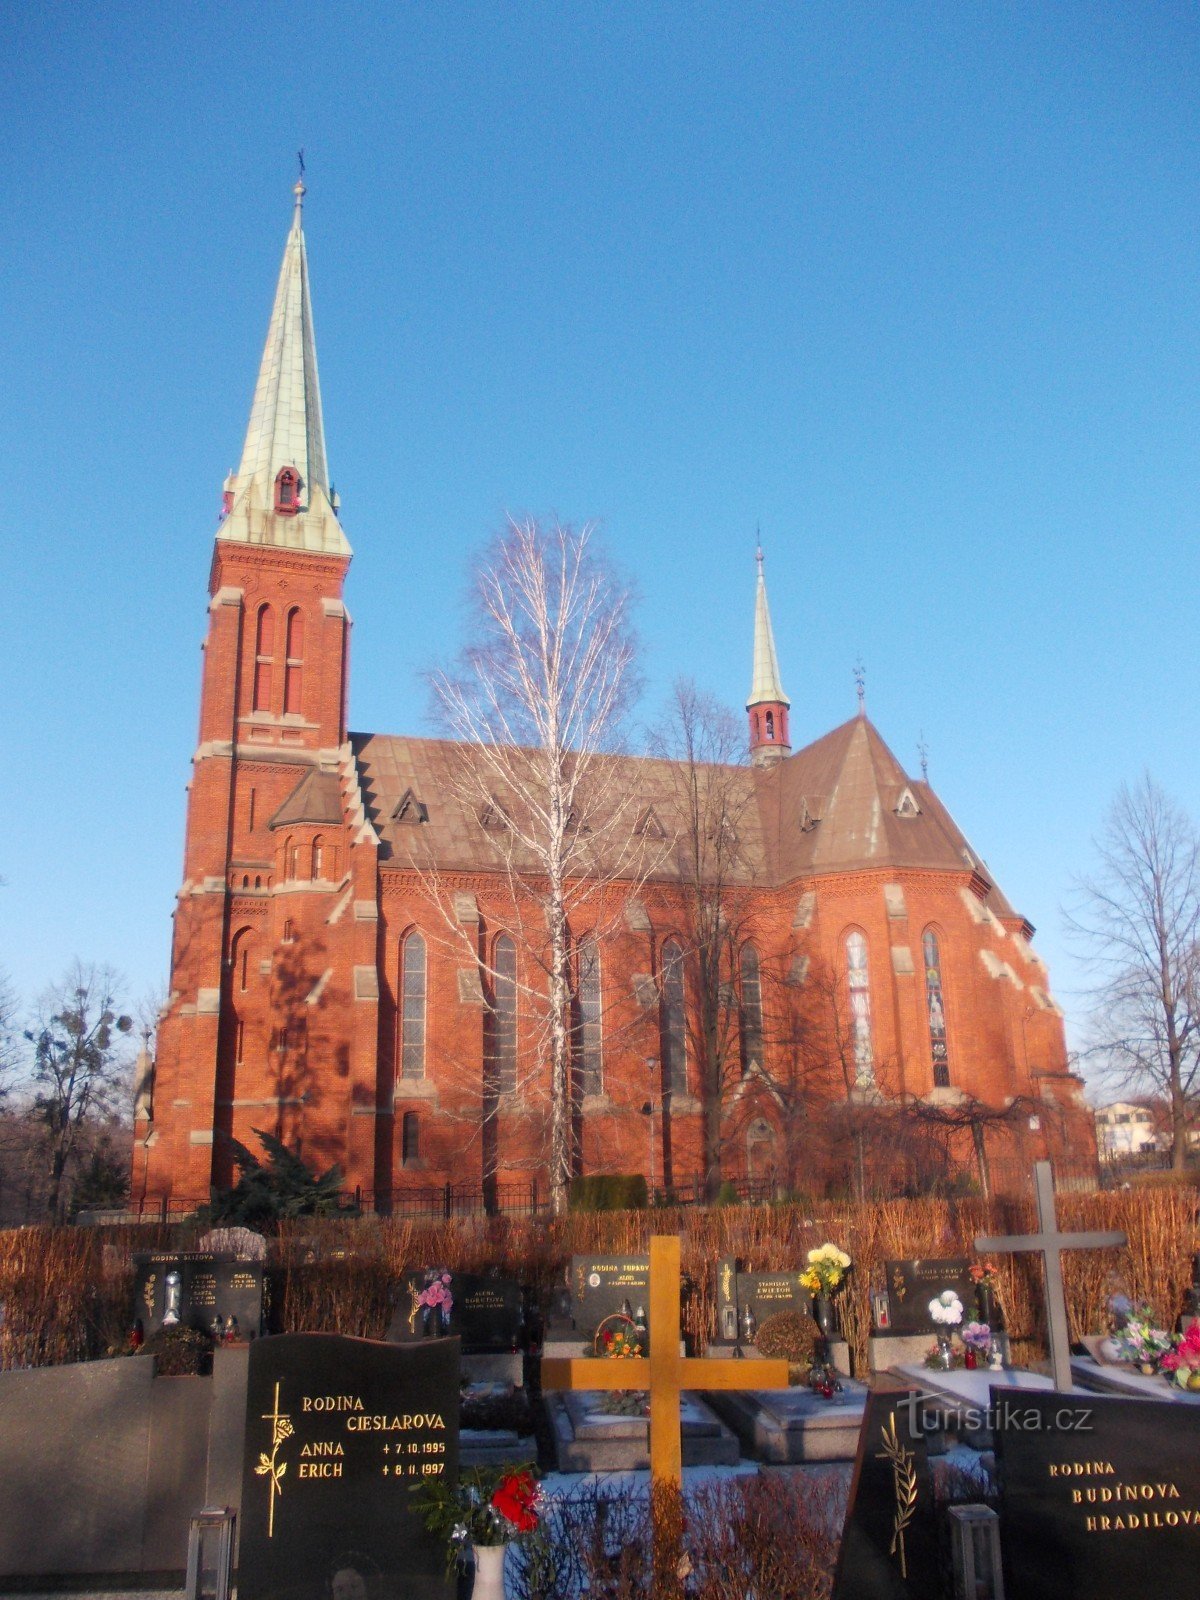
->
[488,935,518,1094]
[845,931,874,1087]
[740,943,763,1074]
[661,938,688,1095]
[923,928,950,1088]
[576,936,603,1096]
[400,932,426,1081]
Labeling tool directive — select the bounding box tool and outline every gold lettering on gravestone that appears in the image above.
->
[255,1381,294,1537]
[1044,1456,1200,1535]
[230,1271,257,1289]
[876,1414,918,1579]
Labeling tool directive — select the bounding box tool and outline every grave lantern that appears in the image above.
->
[948,1504,1003,1600]
[185,1505,236,1600]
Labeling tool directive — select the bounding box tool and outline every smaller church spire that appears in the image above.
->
[746,543,791,766]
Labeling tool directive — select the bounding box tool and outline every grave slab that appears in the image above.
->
[1071,1355,1200,1403]
[545,1388,739,1472]
[704,1378,869,1463]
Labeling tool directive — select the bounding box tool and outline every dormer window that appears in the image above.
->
[275,467,301,515]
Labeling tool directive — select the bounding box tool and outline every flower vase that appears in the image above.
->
[976,1284,996,1327]
[471,1543,507,1600]
[933,1331,954,1370]
[812,1295,836,1339]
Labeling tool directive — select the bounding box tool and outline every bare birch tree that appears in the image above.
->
[1069,775,1200,1170]
[427,517,643,1213]
[648,680,758,1199]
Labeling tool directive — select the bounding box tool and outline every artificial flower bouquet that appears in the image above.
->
[968,1261,999,1288]
[417,1272,454,1317]
[1159,1323,1200,1390]
[928,1290,964,1327]
[1108,1301,1173,1373]
[800,1243,853,1296]
[412,1465,540,1571]
[961,1321,992,1352]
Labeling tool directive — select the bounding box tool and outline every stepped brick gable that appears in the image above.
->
[134,191,1092,1210]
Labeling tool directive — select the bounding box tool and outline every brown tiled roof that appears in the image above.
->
[268,768,345,829]
[350,717,1018,917]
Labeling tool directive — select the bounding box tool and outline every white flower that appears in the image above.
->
[929,1290,964,1326]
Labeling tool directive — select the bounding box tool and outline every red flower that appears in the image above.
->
[491,1470,538,1533]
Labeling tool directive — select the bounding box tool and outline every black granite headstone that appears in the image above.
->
[569,1255,650,1332]
[132,1251,264,1338]
[830,1389,938,1600]
[714,1257,812,1342]
[993,1387,1200,1600]
[240,1333,459,1600]
[388,1272,524,1353]
[879,1258,975,1336]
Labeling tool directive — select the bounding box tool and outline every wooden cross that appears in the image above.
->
[975,1160,1127,1392]
[541,1234,791,1486]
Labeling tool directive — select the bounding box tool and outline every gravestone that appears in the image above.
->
[879,1259,975,1335]
[830,1388,939,1600]
[240,1333,458,1600]
[993,1387,1200,1599]
[713,1257,811,1343]
[388,1271,524,1353]
[569,1255,650,1332]
[132,1251,264,1338]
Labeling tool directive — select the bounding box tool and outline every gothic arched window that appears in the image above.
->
[284,607,304,715]
[923,928,951,1088]
[576,936,603,1096]
[765,710,775,740]
[253,604,275,712]
[487,935,518,1095]
[845,930,875,1087]
[399,931,426,1081]
[739,942,763,1074]
[274,467,300,514]
[311,835,324,879]
[661,938,687,1095]
[402,1111,420,1165]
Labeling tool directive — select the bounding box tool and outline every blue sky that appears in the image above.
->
[3,3,1199,1079]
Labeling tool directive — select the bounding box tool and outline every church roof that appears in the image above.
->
[268,768,345,829]
[746,549,790,709]
[350,716,1018,919]
[218,183,350,557]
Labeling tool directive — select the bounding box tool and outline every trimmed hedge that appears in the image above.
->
[568,1174,649,1212]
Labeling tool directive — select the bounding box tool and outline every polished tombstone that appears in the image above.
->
[712,1257,811,1343]
[388,1271,524,1352]
[239,1334,458,1600]
[568,1255,651,1331]
[880,1259,975,1336]
[133,1252,264,1338]
[993,1388,1200,1599]
[830,1389,939,1600]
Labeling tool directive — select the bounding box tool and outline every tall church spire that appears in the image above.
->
[218,180,350,557]
[746,544,791,765]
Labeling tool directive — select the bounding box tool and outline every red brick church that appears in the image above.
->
[133,187,1091,1211]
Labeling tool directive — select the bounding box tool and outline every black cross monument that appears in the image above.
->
[975,1160,1126,1391]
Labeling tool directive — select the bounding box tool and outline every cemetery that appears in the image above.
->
[1,1170,1199,1598]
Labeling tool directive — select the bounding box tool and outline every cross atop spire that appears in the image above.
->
[746,543,791,765]
[218,179,349,557]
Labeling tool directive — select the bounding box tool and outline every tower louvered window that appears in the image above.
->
[845,931,875,1087]
[923,929,951,1088]
[487,935,518,1095]
[661,938,688,1095]
[739,943,763,1074]
[253,604,275,712]
[576,936,603,1096]
[400,932,426,1081]
[284,608,304,715]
